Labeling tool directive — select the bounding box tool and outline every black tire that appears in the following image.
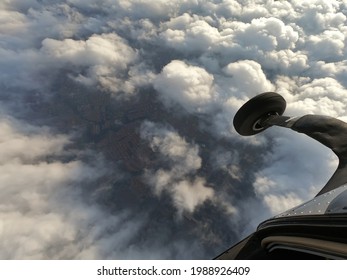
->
[233,92,286,136]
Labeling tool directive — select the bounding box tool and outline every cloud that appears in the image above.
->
[0,116,119,259]
[223,60,274,96]
[141,121,202,171]
[0,116,174,259]
[233,17,299,51]
[41,33,138,94]
[160,13,221,53]
[41,34,135,68]
[0,10,28,35]
[0,118,69,163]
[252,127,337,215]
[263,193,302,215]
[154,60,215,113]
[140,121,215,214]
[173,178,215,214]
[306,30,345,61]
[260,50,308,75]
[296,0,346,33]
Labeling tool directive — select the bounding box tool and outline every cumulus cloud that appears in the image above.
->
[296,0,346,33]
[160,13,221,53]
[173,178,214,214]
[2,0,347,259]
[41,34,134,68]
[154,60,215,113]
[306,30,345,61]
[223,60,274,96]
[41,33,139,94]
[140,121,214,214]
[233,17,299,51]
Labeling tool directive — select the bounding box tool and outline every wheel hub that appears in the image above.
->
[252,112,279,132]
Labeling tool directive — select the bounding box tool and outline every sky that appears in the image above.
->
[0,0,347,259]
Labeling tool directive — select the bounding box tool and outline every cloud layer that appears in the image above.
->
[1,0,347,259]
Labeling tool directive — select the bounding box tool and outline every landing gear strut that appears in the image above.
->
[233,92,347,196]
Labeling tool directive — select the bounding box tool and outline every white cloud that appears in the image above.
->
[0,10,28,35]
[173,178,214,214]
[154,60,215,113]
[141,121,201,172]
[260,49,308,75]
[42,33,135,68]
[41,33,138,94]
[0,119,69,164]
[306,30,345,61]
[140,121,216,214]
[160,13,221,53]
[279,77,347,117]
[263,193,302,216]
[253,176,277,196]
[140,121,238,222]
[0,117,132,259]
[0,5,139,95]
[295,0,346,33]
[233,17,299,51]
[223,60,274,96]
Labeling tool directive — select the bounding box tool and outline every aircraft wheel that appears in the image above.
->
[233,92,286,136]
